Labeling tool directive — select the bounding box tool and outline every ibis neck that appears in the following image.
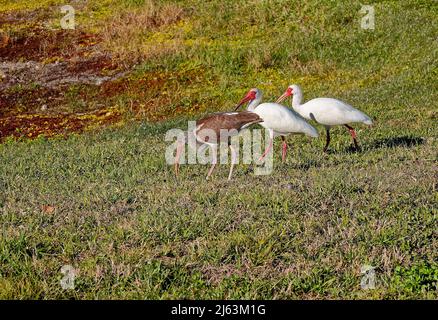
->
[247,96,262,111]
[291,91,303,112]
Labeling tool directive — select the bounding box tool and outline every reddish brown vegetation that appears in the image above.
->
[0,13,125,141]
[0,4,194,142]
[0,27,100,61]
[0,109,122,140]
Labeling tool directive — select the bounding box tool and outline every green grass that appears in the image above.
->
[1,122,436,299]
[0,0,437,299]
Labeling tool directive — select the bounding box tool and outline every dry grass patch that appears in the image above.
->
[100,1,185,64]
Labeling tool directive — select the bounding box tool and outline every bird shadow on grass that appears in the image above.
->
[367,136,425,150]
[245,159,321,174]
[289,159,322,171]
[324,135,425,155]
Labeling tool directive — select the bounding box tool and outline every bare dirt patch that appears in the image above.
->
[0,24,124,91]
[0,57,124,91]
[0,9,129,141]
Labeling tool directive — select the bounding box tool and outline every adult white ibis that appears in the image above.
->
[277,84,373,152]
[174,111,263,180]
[234,88,318,162]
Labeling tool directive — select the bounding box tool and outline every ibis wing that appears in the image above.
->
[301,98,372,125]
[195,111,262,144]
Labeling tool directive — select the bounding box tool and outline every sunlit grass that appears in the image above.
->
[0,0,437,299]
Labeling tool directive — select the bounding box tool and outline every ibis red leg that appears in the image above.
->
[345,124,359,150]
[258,138,273,162]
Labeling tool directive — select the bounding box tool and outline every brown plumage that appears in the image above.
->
[195,111,263,145]
[175,111,263,180]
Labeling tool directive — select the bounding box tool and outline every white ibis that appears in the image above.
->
[234,88,318,162]
[277,84,373,152]
[175,111,263,180]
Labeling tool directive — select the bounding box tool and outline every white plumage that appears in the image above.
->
[277,84,373,152]
[293,97,372,126]
[235,88,318,161]
[251,102,319,138]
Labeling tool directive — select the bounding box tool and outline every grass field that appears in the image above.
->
[0,0,437,299]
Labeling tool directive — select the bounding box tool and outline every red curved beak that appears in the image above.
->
[234,94,252,111]
[276,90,291,104]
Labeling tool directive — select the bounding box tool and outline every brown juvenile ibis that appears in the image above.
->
[174,111,263,180]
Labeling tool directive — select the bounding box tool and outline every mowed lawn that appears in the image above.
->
[0,0,437,299]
